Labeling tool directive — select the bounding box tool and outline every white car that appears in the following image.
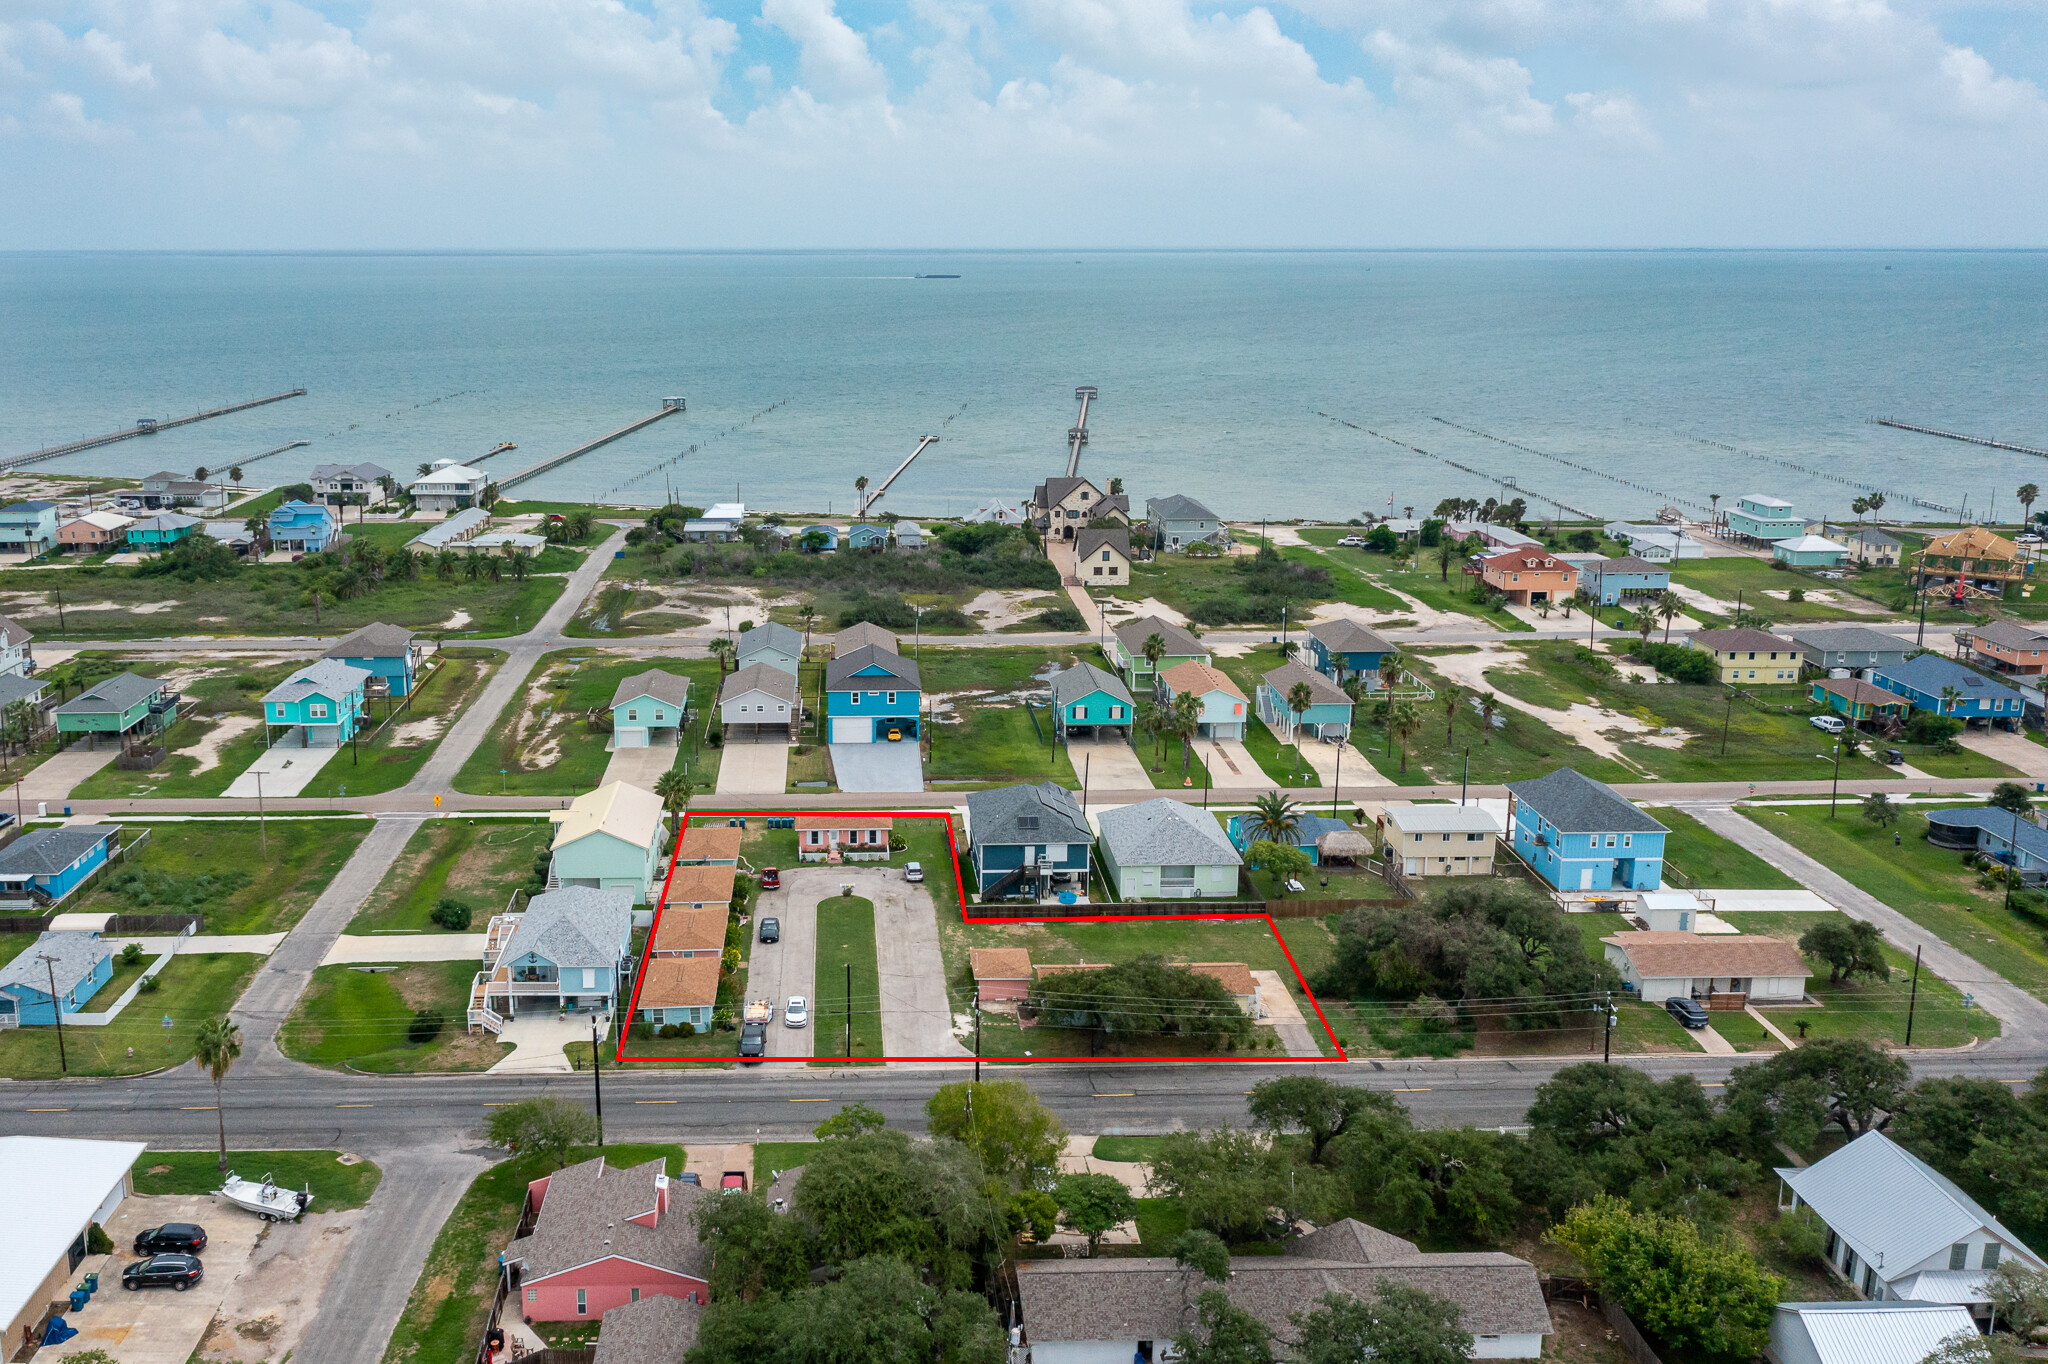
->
[904,861,925,882]
[784,996,808,1028]
[1809,714,1846,734]
[1338,535,1367,547]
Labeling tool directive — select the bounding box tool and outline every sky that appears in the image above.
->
[3,0,2047,248]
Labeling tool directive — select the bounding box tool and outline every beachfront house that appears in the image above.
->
[137,472,229,513]
[1478,549,1577,606]
[1607,524,1700,562]
[0,931,114,1025]
[608,670,690,748]
[1107,615,1208,690]
[845,523,888,550]
[1773,534,1850,568]
[0,503,58,557]
[409,463,491,513]
[1145,494,1226,552]
[323,622,425,697]
[892,521,926,551]
[1776,1130,2048,1322]
[1049,662,1134,741]
[1811,678,1911,729]
[1725,494,1804,543]
[1788,627,1913,678]
[964,498,1023,525]
[0,828,122,912]
[549,782,669,905]
[1870,654,2024,726]
[1378,804,1501,878]
[1305,619,1394,687]
[1095,797,1243,900]
[1582,555,1671,606]
[56,510,134,554]
[1917,526,2033,597]
[795,815,893,863]
[1959,620,2048,676]
[125,514,200,551]
[1074,527,1131,584]
[734,621,803,677]
[1687,627,1802,684]
[1601,930,1809,1005]
[717,663,799,740]
[262,659,371,748]
[1506,767,1667,893]
[0,617,31,680]
[501,1155,710,1322]
[54,673,173,749]
[311,462,393,506]
[1155,661,1247,740]
[267,500,339,554]
[1925,805,2048,877]
[964,782,1093,899]
[1255,660,1353,742]
[823,645,920,744]
[1848,527,1903,567]
[1030,477,1122,541]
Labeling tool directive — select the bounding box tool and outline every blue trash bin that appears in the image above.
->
[68,1289,87,1312]
[63,804,72,816]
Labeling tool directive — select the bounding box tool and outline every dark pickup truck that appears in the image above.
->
[739,1021,767,1063]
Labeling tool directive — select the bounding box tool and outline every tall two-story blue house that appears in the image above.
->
[0,826,122,908]
[1869,654,2025,728]
[472,886,635,1027]
[964,783,1094,899]
[0,931,115,1025]
[0,502,58,557]
[263,659,371,747]
[1305,620,1394,688]
[1050,662,1134,740]
[1506,767,1667,893]
[824,644,920,744]
[269,500,339,554]
[323,622,424,697]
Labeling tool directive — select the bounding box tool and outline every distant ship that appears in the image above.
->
[916,273,960,279]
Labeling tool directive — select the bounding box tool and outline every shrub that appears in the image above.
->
[107,866,252,911]
[119,942,145,967]
[430,897,473,931]
[86,1222,114,1255]
[407,1008,445,1045]
[1636,642,1718,684]
[1030,604,1086,631]
[1786,587,1806,602]
[1906,712,1963,745]
[660,1023,683,1038]
[138,973,161,993]
[889,833,907,851]
[232,674,262,691]
[1769,558,1790,570]
[675,1021,696,1038]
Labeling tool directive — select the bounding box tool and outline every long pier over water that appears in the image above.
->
[495,400,684,492]
[0,389,308,472]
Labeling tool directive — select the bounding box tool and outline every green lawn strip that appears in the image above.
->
[1378,560,1534,632]
[1132,1198,1188,1252]
[297,648,504,798]
[1707,1009,1780,1053]
[1613,998,1703,1054]
[1092,1136,1167,1164]
[1354,654,1631,787]
[70,657,307,800]
[379,1145,686,1364]
[68,818,373,935]
[1665,558,1903,623]
[926,701,1077,787]
[1655,808,1799,888]
[281,961,512,1072]
[1898,745,2024,780]
[453,652,718,796]
[352,818,553,933]
[752,1141,817,1186]
[0,953,262,1078]
[1745,804,2048,1003]
[134,1150,383,1209]
[813,895,883,1062]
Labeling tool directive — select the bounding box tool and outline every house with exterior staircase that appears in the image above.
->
[468,886,635,1035]
[548,781,669,908]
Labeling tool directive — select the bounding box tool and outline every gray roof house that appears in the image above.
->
[964,782,1096,900]
[734,621,805,676]
[595,1294,700,1364]
[717,662,800,734]
[0,930,112,1006]
[1777,1130,2046,1319]
[1096,797,1243,900]
[1506,767,1669,835]
[608,670,692,748]
[1049,661,1135,738]
[1767,1301,1976,1364]
[1145,494,1227,552]
[0,673,49,712]
[1787,627,1914,677]
[477,886,635,1021]
[1017,1219,1551,1361]
[1106,615,1208,689]
[825,644,920,693]
[832,621,899,657]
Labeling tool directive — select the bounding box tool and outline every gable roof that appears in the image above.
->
[502,886,634,970]
[1308,619,1392,656]
[1788,626,1913,653]
[506,1155,710,1283]
[63,511,133,533]
[1145,494,1218,522]
[1814,677,1908,708]
[310,461,393,481]
[1074,527,1131,561]
[1589,554,1666,575]
[736,621,805,659]
[1872,653,2023,703]
[130,513,200,533]
[1772,1302,1976,1364]
[596,1294,700,1364]
[1111,615,1205,661]
[675,824,742,862]
[662,865,735,907]
[552,781,667,852]
[825,644,919,692]
[1050,662,1134,709]
[970,947,1035,981]
[0,675,46,710]
[1967,619,2048,651]
[1506,767,1667,835]
[1097,798,1243,869]
[324,622,416,659]
[1777,1130,2046,1279]
[965,782,1093,848]
[1688,627,1793,653]
[651,906,727,955]
[635,956,720,1010]
[1925,806,2048,864]
[56,672,161,715]
[609,669,692,711]
[264,659,372,705]
[1601,931,1809,978]
[0,826,117,879]
[832,621,899,656]
[1923,525,2018,560]
[794,813,892,831]
[0,501,55,514]
[1480,548,1572,572]
[1260,660,1350,708]
[1851,528,1903,548]
[0,615,28,649]
[718,662,799,707]
[1035,476,1100,507]
[1158,660,1246,701]
[0,930,110,998]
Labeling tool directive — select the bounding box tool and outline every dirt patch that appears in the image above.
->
[180,714,261,774]
[1428,645,1687,764]
[1669,582,1738,616]
[390,716,447,745]
[963,589,1049,630]
[1098,595,1190,626]
[196,1210,359,1364]
[440,609,472,630]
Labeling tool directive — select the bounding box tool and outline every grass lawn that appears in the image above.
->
[1656,807,1800,888]
[1374,558,1533,632]
[1746,803,2048,1003]
[297,648,504,797]
[69,818,373,934]
[1092,1136,1167,1163]
[352,818,553,933]
[753,1141,817,1186]
[1277,545,1409,612]
[0,931,38,972]
[281,961,513,1072]
[134,1150,383,1209]
[379,1145,686,1364]
[71,656,305,800]
[814,894,883,1061]
[926,700,1076,788]
[1897,744,2024,780]
[0,952,263,1078]
[1667,558,1903,624]
[1707,1008,1781,1053]
[454,652,721,796]
[1355,651,1632,787]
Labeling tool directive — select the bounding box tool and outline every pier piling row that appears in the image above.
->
[494,402,685,493]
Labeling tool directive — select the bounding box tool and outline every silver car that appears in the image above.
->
[784,995,809,1028]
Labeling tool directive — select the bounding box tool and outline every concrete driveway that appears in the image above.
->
[1958,725,2048,778]
[830,741,924,793]
[321,933,486,964]
[487,1011,607,1073]
[1066,735,1149,792]
[223,741,342,798]
[602,738,676,789]
[746,867,822,1059]
[863,865,972,1060]
[1206,737,1276,790]
[716,740,791,795]
[22,742,120,801]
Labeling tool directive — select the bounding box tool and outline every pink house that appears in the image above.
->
[504,1156,710,1322]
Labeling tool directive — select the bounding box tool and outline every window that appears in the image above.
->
[886,692,897,705]
[577,1290,588,1315]
[1101,550,1111,561]
[1093,566,1102,575]
[309,703,329,718]
[850,692,860,706]
[1951,1243,1970,1271]
[1110,705,1124,719]
[527,1289,538,1302]
[1623,834,1632,849]
[630,1288,641,1303]
[1984,1244,2002,1270]
[1606,835,1617,848]
[627,710,637,721]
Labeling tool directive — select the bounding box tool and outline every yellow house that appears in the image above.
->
[1688,627,1801,684]
[1074,527,1132,586]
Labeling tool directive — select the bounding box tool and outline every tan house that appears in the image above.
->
[1378,804,1499,877]
[673,824,742,865]
[795,814,893,862]
[1478,549,1577,606]
[1074,527,1131,585]
[1155,660,1248,740]
[970,948,1035,1003]
[649,906,727,958]
[634,956,720,1031]
[1601,930,1809,1005]
[662,864,735,913]
[1029,476,1126,541]
[1688,627,1802,684]
[57,510,136,552]
[1917,525,2033,595]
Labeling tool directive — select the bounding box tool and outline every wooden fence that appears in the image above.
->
[968,896,1402,921]
[0,915,51,934]
[1544,1278,1663,1364]
[106,913,203,935]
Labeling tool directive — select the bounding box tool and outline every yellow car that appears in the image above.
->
[886,727,903,741]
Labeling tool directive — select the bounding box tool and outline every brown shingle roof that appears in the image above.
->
[505,1156,709,1283]
[1189,963,1256,996]
[970,948,1033,981]
[675,825,741,863]
[1690,628,1794,653]
[1158,660,1245,700]
[664,864,735,906]
[1815,678,1908,708]
[1601,931,1810,979]
[636,957,721,1010]
[651,907,726,954]
[596,1295,698,1364]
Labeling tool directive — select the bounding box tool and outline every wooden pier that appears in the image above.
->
[1874,417,2048,461]
[229,439,311,472]
[0,388,308,472]
[495,401,684,492]
[469,442,518,464]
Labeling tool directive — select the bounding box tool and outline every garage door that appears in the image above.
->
[830,717,872,744]
[616,727,648,748]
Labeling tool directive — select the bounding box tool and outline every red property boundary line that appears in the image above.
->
[617,809,1348,1065]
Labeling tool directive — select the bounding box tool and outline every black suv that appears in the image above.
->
[739,1021,767,1063]
[123,1254,204,1291]
[758,917,780,944]
[1665,996,1711,1030]
[134,1224,207,1255]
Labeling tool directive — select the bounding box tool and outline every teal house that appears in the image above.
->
[799,525,839,551]
[846,523,888,550]
[55,672,172,747]
[608,669,690,748]
[263,659,371,747]
[126,514,200,550]
[1772,534,1850,568]
[1050,661,1134,740]
[1724,494,1803,543]
[1254,660,1354,741]
[323,622,423,697]
[825,644,920,743]
[268,500,339,553]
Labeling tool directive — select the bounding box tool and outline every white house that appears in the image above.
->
[1601,930,1809,1005]
[311,462,393,505]
[1766,1301,1977,1364]
[1,1137,148,1353]
[717,663,799,739]
[0,616,31,679]
[1379,804,1500,878]
[1777,1129,2047,1324]
[409,463,491,513]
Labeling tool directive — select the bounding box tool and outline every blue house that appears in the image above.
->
[1305,620,1393,688]
[0,502,59,556]
[1582,555,1671,606]
[472,886,634,1024]
[1506,767,1668,892]
[269,500,339,554]
[846,523,888,550]
[1050,662,1134,740]
[1926,806,2048,877]
[1255,661,1354,741]
[0,825,121,908]
[964,782,1094,899]
[798,525,840,552]
[1227,811,1353,865]
[824,644,920,744]
[1869,654,2024,728]
[323,622,423,697]
[0,931,114,1025]
[263,659,371,747]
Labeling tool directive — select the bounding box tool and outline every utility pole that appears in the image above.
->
[1460,748,1470,807]
[590,1015,605,1147]
[1721,691,1734,758]
[2008,805,2023,913]
[40,955,68,1074]
[973,991,982,1084]
[1602,991,1613,1065]
[1827,741,1842,817]
[1904,944,1923,1046]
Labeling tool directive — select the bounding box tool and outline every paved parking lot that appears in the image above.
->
[828,741,924,792]
[746,868,823,1059]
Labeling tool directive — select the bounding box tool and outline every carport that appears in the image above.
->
[718,663,799,742]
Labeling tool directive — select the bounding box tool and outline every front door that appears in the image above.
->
[1578,867,1594,890]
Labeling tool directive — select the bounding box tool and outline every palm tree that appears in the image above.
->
[1172,692,1201,779]
[418,462,434,478]
[1377,651,1402,696]
[1142,632,1166,686]
[503,546,531,581]
[1139,701,1167,771]
[854,475,870,519]
[479,481,501,511]
[1245,792,1303,845]
[1867,492,1885,520]
[1441,682,1462,746]
[2021,484,2040,528]
[193,1016,242,1170]
[1436,537,1456,581]
[436,548,458,580]
[1940,684,1964,716]
[708,637,735,675]
[1387,699,1421,773]
[229,466,244,488]
[1286,680,1314,782]
[1478,692,1498,746]
[799,603,817,657]
[653,768,693,815]
[194,465,210,483]
[309,589,322,627]
[1655,590,1682,643]
[243,515,268,552]
[1632,606,1657,651]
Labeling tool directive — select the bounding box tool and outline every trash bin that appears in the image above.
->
[82,1272,98,1295]
[68,1289,87,1312]
[63,805,72,816]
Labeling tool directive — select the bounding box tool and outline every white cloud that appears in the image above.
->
[1565,89,1657,148]
[760,0,889,102]
[1366,31,1554,137]
[36,90,123,143]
